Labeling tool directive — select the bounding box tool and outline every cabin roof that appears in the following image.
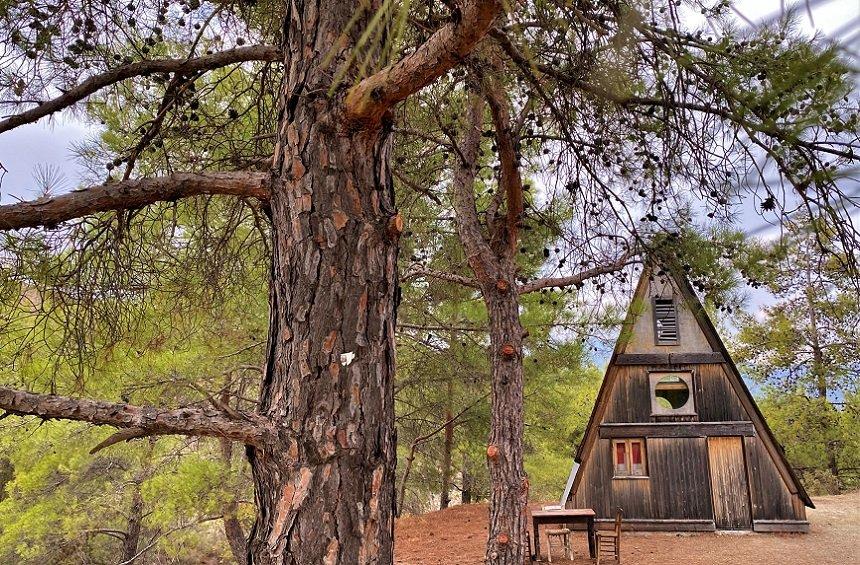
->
[572,263,813,509]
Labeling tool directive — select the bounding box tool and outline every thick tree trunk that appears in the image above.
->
[245,3,399,563]
[483,277,529,565]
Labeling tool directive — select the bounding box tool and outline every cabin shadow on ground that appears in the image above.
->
[394,492,859,565]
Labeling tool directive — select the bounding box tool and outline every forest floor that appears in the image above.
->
[394,491,860,564]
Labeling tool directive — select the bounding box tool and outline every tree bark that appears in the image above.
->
[0,386,270,449]
[483,284,528,565]
[0,172,269,231]
[0,2,507,562]
[0,46,281,134]
[244,4,401,563]
[121,481,145,563]
[449,92,529,564]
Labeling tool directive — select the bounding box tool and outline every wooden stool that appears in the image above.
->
[596,507,623,564]
[545,527,573,562]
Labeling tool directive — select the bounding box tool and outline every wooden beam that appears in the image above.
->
[753,520,810,533]
[614,352,725,365]
[598,421,756,439]
[592,519,716,532]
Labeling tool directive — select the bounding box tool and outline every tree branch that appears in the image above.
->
[344,0,503,127]
[449,93,499,285]
[401,264,480,288]
[0,45,282,134]
[483,74,523,253]
[517,251,638,294]
[0,171,269,231]
[0,387,272,449]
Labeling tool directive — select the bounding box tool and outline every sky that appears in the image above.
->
[0,0,857,319]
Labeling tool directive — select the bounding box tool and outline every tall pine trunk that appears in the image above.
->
[483,275,528,565]
[246,2,399,563]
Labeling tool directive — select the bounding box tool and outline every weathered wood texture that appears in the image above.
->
[752,520,810,533]
[694,364,748,421]
[707,437,752,530]
[615,353,725,365]
[600,366,653,424]
[592,518,715,532]
[599,364,748,425]
[744,437,808,522]
[599,421,755,438]
[572,438,713,521]
[571,266,812,531]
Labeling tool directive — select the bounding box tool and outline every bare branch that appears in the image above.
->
[344,0,503,127]
[449,93,499,284]
[0,386,272,448]
[517,251,638,294]
[483,74,523,252]
[0,171,269,231]
[0,45,282,134]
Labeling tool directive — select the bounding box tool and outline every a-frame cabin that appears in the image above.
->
[566,265,813,532]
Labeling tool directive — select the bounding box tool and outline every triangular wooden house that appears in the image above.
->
[566,265,813,532]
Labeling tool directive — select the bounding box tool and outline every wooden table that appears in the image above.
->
[530,508,596,562]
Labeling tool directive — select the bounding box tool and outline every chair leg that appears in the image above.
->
[565,534,573,560]
[546,534,552,563]
[596,539,601,565]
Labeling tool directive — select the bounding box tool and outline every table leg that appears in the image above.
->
[587,517,595,559]
[532,519,540,562]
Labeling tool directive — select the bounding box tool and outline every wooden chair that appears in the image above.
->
[545,526,573,563]
[595,507,622,564]
[539,505,572,563]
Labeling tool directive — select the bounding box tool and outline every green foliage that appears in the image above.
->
[757,389,860,494]
[733,220,859,492]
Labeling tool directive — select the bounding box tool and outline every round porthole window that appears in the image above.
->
[654,375,690,410]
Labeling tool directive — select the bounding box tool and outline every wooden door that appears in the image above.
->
[708,436,752,530]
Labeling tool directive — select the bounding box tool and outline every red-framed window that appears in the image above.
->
[612,438,647,477]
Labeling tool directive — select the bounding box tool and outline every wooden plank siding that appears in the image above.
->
[647,438,713,520]
[693,364,748,422]
[572,438,714,522]
[600,366,652,424]
[599,364,749,425]
[744,436,807,522]
[707,437,752,530]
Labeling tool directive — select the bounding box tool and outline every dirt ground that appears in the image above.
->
[394,491,860,565]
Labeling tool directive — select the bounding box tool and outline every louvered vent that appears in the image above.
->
[653,298,679,345]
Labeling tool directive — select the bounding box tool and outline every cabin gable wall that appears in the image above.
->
[569,267,811,531]
[600,364,748,424]
[623,279,713,355]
